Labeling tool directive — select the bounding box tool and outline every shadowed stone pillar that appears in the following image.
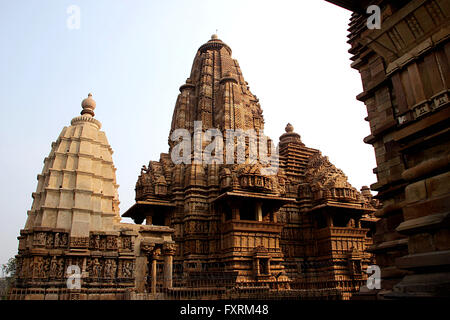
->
[326,214,334,227]
[272,210,277,223]
[232,207,240,220]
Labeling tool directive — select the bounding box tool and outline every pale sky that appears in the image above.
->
[0,0,376,266]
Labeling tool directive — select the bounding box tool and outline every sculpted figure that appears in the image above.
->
[49,256,58,278]
[57,258,64,278]
[54,233,60,247]
[122,236,131,250]
[95,235,100,249]
[46,233,54,248]
[100,237,106,250]
[107,236,117,249]
[92,258,101,278]
[43,257,50,278]
[104,259,116,278]
[122,262,132,278]
[35,232,46,246]
[104,260,111,278]
[60,233,68,246]
[35,257,44,278]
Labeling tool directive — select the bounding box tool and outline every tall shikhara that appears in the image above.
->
[170,34,264,134]
[124,35,379,299]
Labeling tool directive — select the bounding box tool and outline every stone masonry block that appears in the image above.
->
[405,180,427,203]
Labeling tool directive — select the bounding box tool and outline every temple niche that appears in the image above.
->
[124,35,380,299]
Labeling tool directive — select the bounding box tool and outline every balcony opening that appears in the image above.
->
[240,200,257,221]
[152,213,165,226]
[316,215,327,228]
[333,215,349,228]
[224,204,232,221]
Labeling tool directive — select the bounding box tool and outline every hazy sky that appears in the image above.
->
[0,0,376,267]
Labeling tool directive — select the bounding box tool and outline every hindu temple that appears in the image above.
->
[11,0,449,299]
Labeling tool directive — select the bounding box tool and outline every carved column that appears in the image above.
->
[163,243,176,289]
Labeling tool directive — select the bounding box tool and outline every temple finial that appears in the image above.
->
[285,123,294,133]
[81,92,96,117]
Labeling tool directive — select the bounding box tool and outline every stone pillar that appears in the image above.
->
[163,243,176,289]
[163,255,173,289]
[232,207,240,220]
[82,257,87,272]
[164,214,171,226]
[255,258,260,276]
[146,215,153,225]
[326,214,334,227]
[150,248,160,294]
[151,258,157,294]
[256,202,263,221]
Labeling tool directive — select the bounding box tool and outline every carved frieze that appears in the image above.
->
[70,237,89,249]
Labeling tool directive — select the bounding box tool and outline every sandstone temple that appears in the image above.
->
[9,0,449,300]
[10,35,379,300]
